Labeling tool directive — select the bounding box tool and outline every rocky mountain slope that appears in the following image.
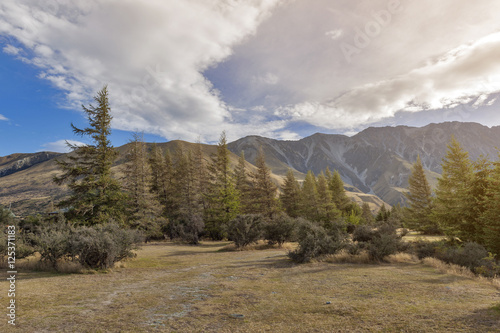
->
[228,122,500,206]
[2,122,496,216]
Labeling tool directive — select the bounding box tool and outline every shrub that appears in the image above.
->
[167,214,204,245]
[351,224,404,262]
[412,240,440,259]
[227,215,264,248]
[288,219,346,263]
[69,223,143,269]
[352,225,375,243]
[31,222,73,268]
[264,214,296,246]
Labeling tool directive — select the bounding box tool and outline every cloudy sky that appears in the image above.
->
[1,0,500,155]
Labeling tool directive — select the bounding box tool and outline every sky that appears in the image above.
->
[1,0,500,155]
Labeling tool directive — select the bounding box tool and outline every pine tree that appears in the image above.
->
[361,202,375,225]
[480,154,500,256]
[468,156,492,244]
[234,152,252,214]
[329,170,350,213]
[316,172,340,221]
[250,147,278,217]
[403,155,437,234]
[300,170,319,220]
[205,132,240,239]
[432,137,474,240]
[280,169,301,218]
[123,134,163,239]
[375,204,389,223]
[54,86,125,225]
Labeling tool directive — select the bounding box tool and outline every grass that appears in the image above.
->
[3,241,500,332]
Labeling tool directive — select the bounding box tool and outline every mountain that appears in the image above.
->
[228,122,500,206]
[2,122,497,216]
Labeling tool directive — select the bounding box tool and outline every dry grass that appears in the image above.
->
[2,241,500,332]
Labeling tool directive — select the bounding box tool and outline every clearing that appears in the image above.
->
[3,242,500,332]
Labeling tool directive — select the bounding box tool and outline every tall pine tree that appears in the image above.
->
[403,155,437,234]
[250,147,278,217]
[280,169,301,218]
[432,137,474,240]
[54,86,125,225]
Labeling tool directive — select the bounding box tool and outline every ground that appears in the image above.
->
[3,242,500,332]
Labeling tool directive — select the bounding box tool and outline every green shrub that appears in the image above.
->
[351,224,404,262]
[69,223,143,269]
[167,214,204,245]
[227,215,264,248]
[288,219,346,263]
[264,214,297,246]
[31,222,73,268]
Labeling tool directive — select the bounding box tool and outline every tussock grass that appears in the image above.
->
[3,241,499,332]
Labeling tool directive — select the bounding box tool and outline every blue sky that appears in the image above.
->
[1,0,500,156]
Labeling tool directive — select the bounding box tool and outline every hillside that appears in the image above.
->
[2,121,497,216]
[228,122,500,205]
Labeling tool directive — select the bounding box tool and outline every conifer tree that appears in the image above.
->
[375,204,389,223]
[403,155,437,233]
[250,147,278,217]
[468,156,492,244]
[480,154,500,256]
[205,132,240,239]
[280,169,301,218]
[234,152,252,214]
[123,134,163,239]
[54,86,125,225]
[316,172,340,221]
[361,202,374,225]
[432,137,474,240]
[329,170,350,213]
[300,170,319,220]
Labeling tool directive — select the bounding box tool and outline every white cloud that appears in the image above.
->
[2,44,21,55]
[0,114,7,121]
[253,72,280,85]
[40,139,87,153]
[0,0,285,143]
[275,31,500,129]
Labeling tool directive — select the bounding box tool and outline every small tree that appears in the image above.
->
[227,215,264,248]
[404,156,437,234]
[280,169,301,218]
[54,86,125,225]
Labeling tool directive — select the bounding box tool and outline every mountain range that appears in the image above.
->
[1,122,498,216]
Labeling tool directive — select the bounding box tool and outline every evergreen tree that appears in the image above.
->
[316,172,340,221]
[432,137,474,241]
[205,132,240,239]
[234,152,252,214]
[300,170,319,220]
[360,202,375,225]
[329,170,350,213]
[280,169,301,218]
[123,134,163,240]
[375,204,390,223]
[54,86,125,225]
[480,154,500,256]
[250,147,278,217]
[403,155,437,234]
[468,156,492,244]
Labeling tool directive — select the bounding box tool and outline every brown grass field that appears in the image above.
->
[2,241,500,332]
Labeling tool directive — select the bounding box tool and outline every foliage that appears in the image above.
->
[264,213,297,246]
[205,132,240,240]
[280,169,301,218]
[352,223,404,262]
[69,223,143,269]
[31,221,73,268]
[167,214,205,245]
[288,218,346,263]
[404,156,438,234]
[227,214,264,248]
[432,137,476,241]
[53,86,125,225]
[249,147,278,217]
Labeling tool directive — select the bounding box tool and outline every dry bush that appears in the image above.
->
[386,252,418,264]
[324,249,371,264]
